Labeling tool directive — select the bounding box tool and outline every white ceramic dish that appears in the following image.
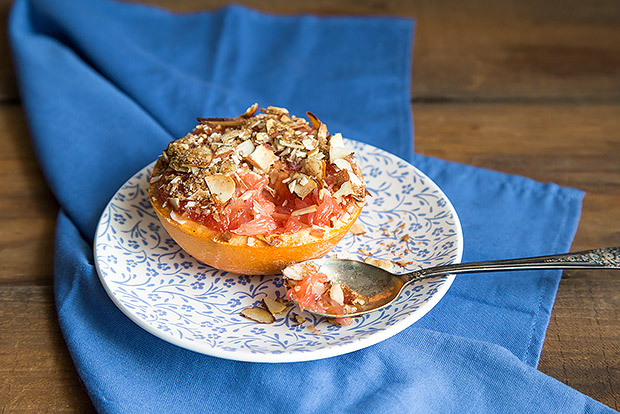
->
[94,140,463,362]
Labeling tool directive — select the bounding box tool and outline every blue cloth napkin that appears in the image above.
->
[9,0,615,412]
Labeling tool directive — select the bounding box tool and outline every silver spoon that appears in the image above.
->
[285,247,620,318]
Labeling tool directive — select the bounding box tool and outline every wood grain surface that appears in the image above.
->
[1,0,618,412]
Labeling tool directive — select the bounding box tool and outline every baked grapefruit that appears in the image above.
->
[149,104,367,275]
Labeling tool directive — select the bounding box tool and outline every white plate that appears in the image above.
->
[94,140,463,362]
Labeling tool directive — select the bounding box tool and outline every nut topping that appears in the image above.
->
[150,104,366,236]
[204,175,235,204]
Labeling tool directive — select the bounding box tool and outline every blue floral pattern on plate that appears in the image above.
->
[94,140,463,362]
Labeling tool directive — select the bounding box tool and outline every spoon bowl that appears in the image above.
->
[285,247,620,318]
[304,259,407,317]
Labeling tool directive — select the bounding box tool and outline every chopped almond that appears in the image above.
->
[236,140,255,157]
[301,157,326,180]
[292,175,318,199]
[247,144,278,170]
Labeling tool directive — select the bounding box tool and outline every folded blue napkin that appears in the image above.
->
[9,0,615,412]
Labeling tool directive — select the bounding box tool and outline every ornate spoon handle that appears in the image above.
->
[403,247,620,282]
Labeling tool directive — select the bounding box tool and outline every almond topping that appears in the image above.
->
[236,140,255,157]
[292,175,317,199]
[169,210,186,225]
[291,205,318,216]
[329,283,345,306]
[329,133,352,162]
[240,103,259,118]
[204,175,235,204]
[168,197,180,210]
[247,144,278,170]
[306,111,321,129]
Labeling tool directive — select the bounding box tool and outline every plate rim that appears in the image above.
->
[93,142,463,363]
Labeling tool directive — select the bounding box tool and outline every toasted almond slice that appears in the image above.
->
[247,144,278,170]
[266,106,289,115]
[332,181,353,201]
[293,314,307,325]
[167,197,180,210]
[282,263,305,281]
[169,210,187,225]
[301,157,326,180]
[263,297,288,315]
[240,307,275,324]
[292,176,317,199]
[240,103,258,118]
[329,283,345,306]
[197,117,246,127]
[363,257,396,272]
[291,205,318,216]
[204,175,235,204]
[236,140,255,157]
[330,146,352,162]
[349,222,367,235]
[317,123,328,140]
[306,111,321,129]
[332,158,352,171]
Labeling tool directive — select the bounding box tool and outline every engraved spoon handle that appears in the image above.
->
[403,247,620,283]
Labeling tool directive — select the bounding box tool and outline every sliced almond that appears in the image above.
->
[328,133,352,161]
[329,283,345,306]
[301,158,326,180]
[204,174,235,204]
[282,264,305,281]
[317,123,328,140]
[169,210,187,225]
[332,181,354,201]
[332,158,352,172]
[291,205,318,216]
[167,197,180,210]
[197,117,246,127]
[363,257,396,273]
[247,144,278,170]
[240,103,258,118]
[263,297,287,315]
[306,111,321,129]
[236,140,255,157]
[292,176,317,199]
[266,106,289,115]
[292,314,307,325]
[240,307,275,324]
[349,222,367,235]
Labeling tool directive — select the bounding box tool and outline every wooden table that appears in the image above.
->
[1,0,618,411]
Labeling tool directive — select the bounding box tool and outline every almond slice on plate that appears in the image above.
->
[263,297,288,315]
[240,307,275,324]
